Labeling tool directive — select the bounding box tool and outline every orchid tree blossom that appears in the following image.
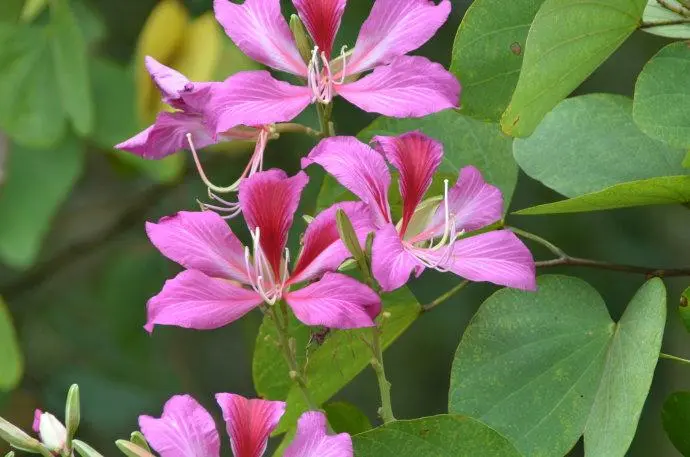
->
[302,133,537,292]
[144,169,380,332]
[208,0,461,134]
[138,394,352,457]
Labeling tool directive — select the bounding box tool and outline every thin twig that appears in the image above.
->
[422,280,470,313]
[660,352,690,366]
[370,327,396,423]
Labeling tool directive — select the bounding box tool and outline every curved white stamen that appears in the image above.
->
[428,179,452,250]
[334,45,349,85]
[244,227,291,305]
[307,45,349,105]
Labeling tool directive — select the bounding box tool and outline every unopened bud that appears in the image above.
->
[337,258,357,272]
[65,384,80,445]
[73,439,104,457]
[365,232,375,262]
[289,14,313,64]
[35,411,66,452]
[336,209,364,263]
[116,440,156,457]
[129,432,151,453]
[0,417,41,452]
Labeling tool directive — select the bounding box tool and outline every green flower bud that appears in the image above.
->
[116,440,156,457]
[65,384,80,446]
[129,432,151,453]
[336,209,364,263]
[72,440,104,457]
[289,14,313,64]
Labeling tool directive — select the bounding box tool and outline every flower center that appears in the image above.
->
[307,46,348,104]
[244,227,290,305]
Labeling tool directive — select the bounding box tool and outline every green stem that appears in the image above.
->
[422,280,470,313]
[273,123,323,138]
[370,327,396,423]
[316,103,335,137]
[660,352,690,365]
[37,446,53,457]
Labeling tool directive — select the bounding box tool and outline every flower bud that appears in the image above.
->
[0,416,41,452]
[129,431,151,453]
[289,14,313,64]
[65,384,80,445]
[34,410,66,452]
[116,440,156,457]
[72,439,104,457]
[336,209,364,263]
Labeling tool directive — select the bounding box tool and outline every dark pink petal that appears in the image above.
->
[145,56,190,105]
[115,112,214,159]
[215,393,285,457]
[348,0,451,74]
[302,136,391,227]
[208,71,312,134]
[336,55,460,118]
[293,0,346,59]
[145,270,263,332]
[373,132,443,236]
[239,170,308,277]
[32,410,42,433]
[290,201,375,284]
[285,272,380,329]
[145,211,249,283]
[139,395,220,457]
[283,411,353,457]
[213,0,307,76]
[371,224,423,292]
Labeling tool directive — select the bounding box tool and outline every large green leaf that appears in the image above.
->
[633,42,690,150]
[358,111,518,206]
[0,135,85,268]
[0,24,65,148]
[513,94,687,198]
[449,275,666,457]
[323,402,372,435]
[450,0,546,121]
[514,176,690,215]
[353,415,523,457]
[501,0,647,137]
[0,297,22,391]
[662,391,690,456]
[1,0,24,22]
[640,0,690,39]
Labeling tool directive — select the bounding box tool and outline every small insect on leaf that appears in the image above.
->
[678,286,690,332]
[510,42,522,56]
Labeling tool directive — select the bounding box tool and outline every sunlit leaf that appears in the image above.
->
[640,0,690,39]
[0,296,22,391]
[662,391,690,456]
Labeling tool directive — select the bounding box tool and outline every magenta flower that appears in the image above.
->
[138,394,352,457]
[145,169,380,332]
[208,0,460,133]
[302,133,537,292]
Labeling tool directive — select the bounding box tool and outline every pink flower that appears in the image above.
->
[207,0,461,134]
[302,133,537,292]
[32,409,67,453]
[145,169,380,332]
[139,394,352,457]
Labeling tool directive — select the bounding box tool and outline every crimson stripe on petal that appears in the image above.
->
[293,0,346,59]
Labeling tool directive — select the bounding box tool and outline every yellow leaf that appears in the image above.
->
[174,12,221,84]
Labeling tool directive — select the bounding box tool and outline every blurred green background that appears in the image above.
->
[0,0,688,456]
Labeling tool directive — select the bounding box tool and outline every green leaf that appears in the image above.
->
[633,42,690,150]
[514,175,690,215]
[0,297,22,391]
[353,415,523,457]
[683,151,690,168]
[513,94,687,198]
[640,0,690,39]
[273,287,421,434]
[662,391,690,456]
[50,0,94,136]
[449,275,666,457]
[0,135,84,268]
[679,286,690,333]
[501,0,647,137]
[0,24,65,148]
[450,0,546,121]
[358,111,518,206]
[1,0,25,23]
[323,402,372,435]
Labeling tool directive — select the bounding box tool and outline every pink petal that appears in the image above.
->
[215,393,285,457]
[239,170,308,277]
[283,411,353,457]
[145,270,263,332]
[139,395,220,457]
[293,0,346,59]
[213,0,307,76]
[336,55,460,118]
[371,223,423,292]
[372,132,443,236]
[285,272,380,329]
[115,112,215,160]
[302,136,392,227]
[32,409,42,433]
[207,71,312,134]
[145,56,191,105]
[146,211,249,283]
[421,166,504,241]
[348,0,451,74]
[290,201,375,284]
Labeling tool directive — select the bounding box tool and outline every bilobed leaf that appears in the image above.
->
[0,135,84,268]
[50,0,94,136]
[353,415,523,457]
[0,24,65,148]
[514,176,690,215]
[513,94,688,198]
[640,0,690,39]
[450,0,546,121]
[358,111,518,206]
[501,0,647,137]
[633,42,690,150]
[323,402,372,435]
[0,297,22,391]
[662,391,690,456]
[449,275,666,457]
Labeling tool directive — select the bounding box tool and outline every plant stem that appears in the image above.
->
[316,103,335,137]
[273,123,323,138]
[370,327,396,423]
[660,352,690,365]
[422,280,470,313]
[641,18,690,28]
[508,226,690,278]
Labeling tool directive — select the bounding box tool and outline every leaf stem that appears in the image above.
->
[422,280,470,313]
[660,352,690,365]
[273,123,324,138]
[370,327,396,423]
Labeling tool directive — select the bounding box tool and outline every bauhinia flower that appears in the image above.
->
[302,133,537,292]
[32,410,67,453]
[145,169,380,332]
[138,394,352,457]
[208,0,461,134]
